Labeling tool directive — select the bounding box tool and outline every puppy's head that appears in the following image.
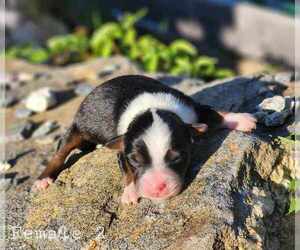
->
[106,109,207,200]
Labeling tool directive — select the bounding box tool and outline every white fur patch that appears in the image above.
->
[117,92,197,135]
[143,109,171,169]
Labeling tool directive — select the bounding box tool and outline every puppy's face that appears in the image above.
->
[107,109,207,200]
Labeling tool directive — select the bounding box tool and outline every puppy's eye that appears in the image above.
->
[165,149,182,164]
[127,153,143,167]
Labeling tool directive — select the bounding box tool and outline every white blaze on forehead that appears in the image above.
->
[143,109,171,169]
[117,92,197,135]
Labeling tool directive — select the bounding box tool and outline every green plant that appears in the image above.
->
[277,132,297,146]
[5,9,234,80]
[47,33,89,64]
[6,45,49,64]
[288,179,300,214]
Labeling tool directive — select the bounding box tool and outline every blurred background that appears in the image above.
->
[3,0,298,78]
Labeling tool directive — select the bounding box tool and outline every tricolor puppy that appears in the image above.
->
[33,75,257,204]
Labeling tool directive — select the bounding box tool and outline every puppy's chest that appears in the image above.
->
[117,92,198,135]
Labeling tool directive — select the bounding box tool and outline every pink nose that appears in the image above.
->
[151,182,168,197]
[156,182,167,192]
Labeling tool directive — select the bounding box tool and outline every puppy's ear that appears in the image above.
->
[190,123,208,133]
[105,135,124,151]
[188,123,208,143]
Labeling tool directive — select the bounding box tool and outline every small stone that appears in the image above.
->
[15,108,33,119]
[259,74,274,82]
[17,72,34,82]
[32,121,59,138]
[274,72,294,83]
[0,178,13,191]
[0,94,18,108]
[34,72,51,80]
[257,95,294,127]
[0,162,12,172]
[7,121,35,141]
[258,95,286,113]
[8,80,23,90]
[74,83,94,96]
[98,64,120,78]
[25,87,57,112]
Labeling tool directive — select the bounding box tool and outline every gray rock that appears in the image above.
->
[17,72,34,82]
[15,108,33,119]
[0,162,12,172]
[7,80,23,90]
[25,131,290,249]
[0,94,18,108]
[32,121,59,138]
[74,83,94,96]
[258,95,286,113]
[6,121,35,141]
[191,76,286,113]
[25,87,57,112]
[264,110,291,127]
[256,95,294,126]
[0,178,13,191]
[274,72,294,83]
[98,64,121,77]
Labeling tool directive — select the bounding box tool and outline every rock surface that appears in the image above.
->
[24,131,293,250]
[3,58,295,250]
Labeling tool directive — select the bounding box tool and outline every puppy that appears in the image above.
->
[33,75,256,204]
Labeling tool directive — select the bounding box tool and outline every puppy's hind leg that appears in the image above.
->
[32,125,87,191]
[195,105,257,132]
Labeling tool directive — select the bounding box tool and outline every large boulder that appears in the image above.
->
[25,131,293,249]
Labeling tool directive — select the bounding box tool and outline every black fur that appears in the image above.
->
[72,75,223,145]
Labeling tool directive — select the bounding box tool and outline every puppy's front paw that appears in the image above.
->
[121,183,139,205]
[32,177,53,192]
[223,113,257,132]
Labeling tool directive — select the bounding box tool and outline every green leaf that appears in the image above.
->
[121,8,148,29]
[214,69,234,79]
[289,179,300,192]
[169,39,197,57]
[26,48,49,64]
[288,197,300,214]
[143,54,159,72]
[5,47,20,58]
[90,23,122,54]
[123,28,137,46]
[100,40,114,57]
[128,45,141,60]
[5,45,49,64]
[193,56,217,77]
[170,57,193,76]
[138,35,162,51]
[47,34,89,55]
